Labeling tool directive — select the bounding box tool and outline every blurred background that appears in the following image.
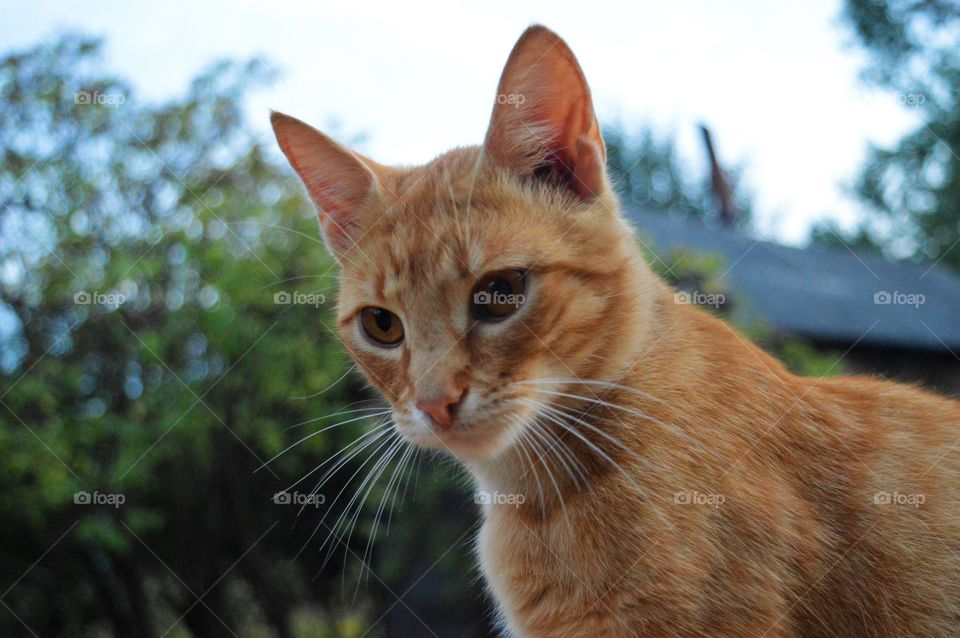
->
[1,1,959,636]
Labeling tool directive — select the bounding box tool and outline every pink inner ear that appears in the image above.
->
[484,26,607,199]
[317,204,363,254]
[571,135,605,199]
[271,112,380,256]
[293,161,372,254]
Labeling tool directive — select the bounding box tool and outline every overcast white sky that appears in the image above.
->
[4,0,919,245]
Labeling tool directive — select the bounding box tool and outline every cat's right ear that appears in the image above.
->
[271,111,382,259]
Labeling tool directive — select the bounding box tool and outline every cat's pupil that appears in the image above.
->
[471,269,526,321]
[373,308,392,332]
[490,278,511,297]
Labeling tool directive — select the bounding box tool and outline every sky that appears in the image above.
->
[4,0,920,245]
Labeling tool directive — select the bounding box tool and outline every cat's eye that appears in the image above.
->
[471,269,527,321]
[360,307,405,346]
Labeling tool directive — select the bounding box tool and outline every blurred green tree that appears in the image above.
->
[813,0,960,272]
[0,34,491,638]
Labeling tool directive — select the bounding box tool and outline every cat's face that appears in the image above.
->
[331,151,648,460]
[273,26,654,461]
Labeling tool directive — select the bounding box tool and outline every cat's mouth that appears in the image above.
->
[393,402,534,461]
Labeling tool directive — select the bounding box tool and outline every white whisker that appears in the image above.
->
[256,409,392,472]
[525,397,634,454]
[519,413,572,531]
[284,421,390,493]
[305,427,399,518]
[325,434,407,570]
[283,405,388,431]
[362,441,415,575]
[301,431,402,560]
[515,425,546,518]
[530,388,690,443]
[516,377,671,407]
[526,417,591,494]
[518,397,641,492]
[290,365,360,400]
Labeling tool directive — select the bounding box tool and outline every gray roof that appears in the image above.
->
[625,208,960,352]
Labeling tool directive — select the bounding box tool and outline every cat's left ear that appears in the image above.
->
[483,25,607,200]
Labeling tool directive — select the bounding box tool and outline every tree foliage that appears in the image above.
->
[0,34,488,638]
[813,0,960,271]
[604,123,753,229]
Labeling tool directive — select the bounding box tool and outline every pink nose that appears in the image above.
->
[416,386,465,430]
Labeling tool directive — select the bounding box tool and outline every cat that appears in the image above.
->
[272,24,960,638]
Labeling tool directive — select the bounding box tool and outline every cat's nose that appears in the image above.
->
[416,384,465,430]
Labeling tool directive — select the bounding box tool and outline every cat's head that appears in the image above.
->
[273,26,657,462]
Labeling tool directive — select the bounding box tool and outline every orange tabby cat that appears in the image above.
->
[272,25,960,637]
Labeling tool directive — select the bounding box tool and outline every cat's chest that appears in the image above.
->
[476,504,625,637]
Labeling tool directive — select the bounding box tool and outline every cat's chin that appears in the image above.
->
[396,420,522,462]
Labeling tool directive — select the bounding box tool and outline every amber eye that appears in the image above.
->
[360,307,405,346]
[471,269,527,321]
